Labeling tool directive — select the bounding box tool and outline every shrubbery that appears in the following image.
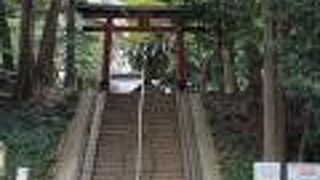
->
[0,94,77,180]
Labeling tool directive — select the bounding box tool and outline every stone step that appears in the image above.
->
[93,172,184,180]
[91,92,183,180]
[0,85,14,93]
[93,166,183,175]
[93,155,183,176]
[0,69,18,76]
[145,125,176,130]
[0,91,13,100]
[0,69,16,105]
[143,115,176,120]
[104,107,175,113]
[0,78,17,84]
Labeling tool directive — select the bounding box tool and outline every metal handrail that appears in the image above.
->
[135,70,145,180]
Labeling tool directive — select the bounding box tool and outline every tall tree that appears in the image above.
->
[16,0,35,99]
[36,0,62,87]
[216,0,238,94]
[262,0,285,161]
[64,0,76,88]
[0,0,14,70]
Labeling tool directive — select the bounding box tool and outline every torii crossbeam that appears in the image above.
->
[77,3,207,90]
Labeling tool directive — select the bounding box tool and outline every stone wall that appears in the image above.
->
[176,92,223,180]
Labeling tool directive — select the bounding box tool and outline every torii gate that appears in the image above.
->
[77,3,206,90]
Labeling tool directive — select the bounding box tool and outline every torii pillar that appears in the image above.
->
[101,18,113,89]
[176,29,187,90]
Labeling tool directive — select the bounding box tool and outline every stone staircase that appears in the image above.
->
[91,92,185,180]
[0,69,17,105]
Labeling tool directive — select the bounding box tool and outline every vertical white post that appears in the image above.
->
[0,142,6,178]
[16,167,30,180]
[135,70,145,180]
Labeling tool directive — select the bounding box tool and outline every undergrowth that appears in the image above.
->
[0,93,78,180]
[211,115,257,180]
[208,92,320,180]
[206,94,261,180]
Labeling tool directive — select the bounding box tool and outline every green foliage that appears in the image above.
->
[2,0,320,177]
[0,94,77,180]
[182,0,320,97]
[75,32,102,89]
[186,33,223,91]
[127,37,175,87]
[222,157,253,180]
[179,0,263,91]
[275,2,320,160]
[278,0,320,97]
[210,112,257,180]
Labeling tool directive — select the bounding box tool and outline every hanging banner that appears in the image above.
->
[254,162,281,180]
[288,163,320,180]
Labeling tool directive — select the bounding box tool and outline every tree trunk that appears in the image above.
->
[64,0,76,88]
[221,45,237,94]
[262,0,285,161]
[276,89,286,160]
[199,58,208,97]
[247,46,262,96]
[16,0,35,100]
[246,46,263,142]
[0,0,14,70]
[36,0,62,87]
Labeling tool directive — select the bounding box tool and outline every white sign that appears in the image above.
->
[254,162,281,180]
[288,163,320,180]
[0,142,6,177]
[16,167,30,180]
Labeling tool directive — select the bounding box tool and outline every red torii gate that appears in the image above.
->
[77,3,206,90]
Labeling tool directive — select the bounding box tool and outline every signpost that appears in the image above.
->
[288,163,320,180]
[254,162,320,180]
[15,167,30,180]
[0,142,6,178]
[254,162,281,180]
